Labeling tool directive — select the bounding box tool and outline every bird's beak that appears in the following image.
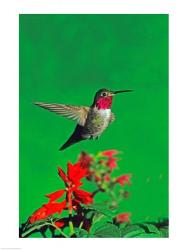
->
[113,90,133,95]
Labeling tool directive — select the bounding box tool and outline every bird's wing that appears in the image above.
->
[34,102,89,126]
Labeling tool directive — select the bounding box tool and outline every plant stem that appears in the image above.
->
[79,221,83,229]
[67,190,75,235]
[22,221,69,238]
[69,220,74,235]
[50,222,68,238]
[21,224,43,238]
[92,188,104,197]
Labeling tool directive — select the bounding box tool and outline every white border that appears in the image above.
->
[1,0,187,249]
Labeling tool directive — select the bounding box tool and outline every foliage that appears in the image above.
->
[19,150,168,238]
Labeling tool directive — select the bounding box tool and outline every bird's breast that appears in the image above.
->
[97,109,111,119]
[82,108,111,138]
[90,108,111,125]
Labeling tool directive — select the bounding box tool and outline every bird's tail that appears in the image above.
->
[59,137,84,151]
[59,126,85,151]
[59,137,83,151]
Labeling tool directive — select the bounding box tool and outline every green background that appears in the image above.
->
[19,14,168,229]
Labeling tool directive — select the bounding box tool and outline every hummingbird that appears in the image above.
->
[34,88,132,151]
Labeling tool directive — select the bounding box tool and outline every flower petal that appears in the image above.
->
[29,206,48,223]
[106,157,118,170]
[58,167,69,184]
[55,220,65,228]
[73,189,93,204]
[116,174,132,186]
[45,189,65,203]
[67,162,87,185]
[101,150,119,158]
[44,200,66,215]
[78,151,93,169]
[104,174,110,182]
[116,212,131,223]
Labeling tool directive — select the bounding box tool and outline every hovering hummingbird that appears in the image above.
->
[34,88,132,151]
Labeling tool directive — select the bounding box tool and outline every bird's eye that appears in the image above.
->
[101,92,107,97]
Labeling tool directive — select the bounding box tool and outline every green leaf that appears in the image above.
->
[86,203,115,218]
[159,227,169,237]
[45,228,53,238]
[85,210,95,220]
[121,223,169,238]
[134,233,161,238]
[101,182,109,190]
[90,213,112,234]
[93,223,121,238]
[74,228,89,238]
[121,225,145,238]
[142,223,161,234]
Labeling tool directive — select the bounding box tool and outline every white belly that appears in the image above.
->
[98,109,111,119]
[82,108,112,139]
[92,109,111,138]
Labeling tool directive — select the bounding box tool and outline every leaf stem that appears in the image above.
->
[67,190,75,235]
[50,221,68,238]
[69,220,75,235]
[21,224,43,238]
[79,221,84,229]
[22,221,69,238]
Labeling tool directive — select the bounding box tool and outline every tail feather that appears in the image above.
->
[59,136,83,151]
[59,125,85,151]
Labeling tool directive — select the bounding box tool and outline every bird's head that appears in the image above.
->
[92,88,133,109]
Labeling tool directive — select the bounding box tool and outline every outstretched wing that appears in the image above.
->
[34,102,89,126]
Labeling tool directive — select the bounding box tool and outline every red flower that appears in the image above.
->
[116,212,131,223]
[29,206,48,223]
[100,150,119,170]
[30,161,93,223]
[116,174,132,186]
[58,162,93,212]
[29,200,66,223]
[78,151,93,169]
[73,189,93,205]
[46,190,65,203]
[55,221,65,228]
[44,201,66,215]
[58,162,87,187]
[106,157,118,170]
[67,162,87,185]
[101,150,119,158]
[104,174,110,182]
[58,167,69,184]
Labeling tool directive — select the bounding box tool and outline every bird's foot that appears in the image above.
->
[89,135,99,140]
